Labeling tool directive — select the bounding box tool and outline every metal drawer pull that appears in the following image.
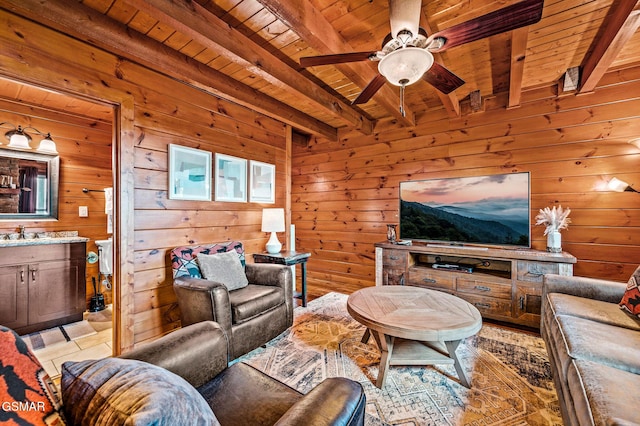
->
[20,270,24,283]
[32,270,36,281]
[474,303,491,309]
[389,256,400,260]
[526,271,543,277]
[423,278,436,284]
[474,285,491,292]
[519,296,525,309]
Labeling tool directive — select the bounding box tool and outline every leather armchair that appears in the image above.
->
[122,321,366,426]
[171,242,293,360]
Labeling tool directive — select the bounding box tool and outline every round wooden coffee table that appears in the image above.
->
[347,285,482,388]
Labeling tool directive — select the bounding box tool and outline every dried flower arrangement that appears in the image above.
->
[535,205,571,235]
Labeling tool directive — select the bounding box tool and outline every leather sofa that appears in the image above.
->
[171,241,294,360]
[541,273,640,425]
[121,321,366,425]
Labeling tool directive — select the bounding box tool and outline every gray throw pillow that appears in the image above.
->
[197,251,249,291]
[61,357,219,426]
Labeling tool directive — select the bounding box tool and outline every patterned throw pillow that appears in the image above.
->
[61,357,219,425]
[620,265,640,319]
[0,326,66,425]
[197,251,249,291]
[171,241,245,279]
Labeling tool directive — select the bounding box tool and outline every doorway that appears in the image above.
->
[0,76,117,378]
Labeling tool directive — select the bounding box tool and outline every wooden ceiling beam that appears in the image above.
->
[255,0,417,127]
[579,0,640,93]
[508,27,530,108]
[128,0,373,134]
[419,11,460,118]
[0,0,338,139]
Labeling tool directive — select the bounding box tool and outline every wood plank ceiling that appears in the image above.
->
[2,0,640,139]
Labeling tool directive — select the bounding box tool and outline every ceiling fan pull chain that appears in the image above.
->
[399,80,408,117]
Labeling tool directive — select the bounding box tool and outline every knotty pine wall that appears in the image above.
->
[292,66,640,295]
[0,99,113,307]
[0,9,287,348]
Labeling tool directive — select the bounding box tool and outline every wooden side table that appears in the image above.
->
[253,251,311,307]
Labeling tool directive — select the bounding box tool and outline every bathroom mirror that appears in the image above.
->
[0,148,59,220]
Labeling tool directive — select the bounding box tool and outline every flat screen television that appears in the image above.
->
[399,172,530,248]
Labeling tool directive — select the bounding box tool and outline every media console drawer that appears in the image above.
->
[457,293,512,318]
[407,267,454,291]
[457,277,511,299]
[375,242,576,328]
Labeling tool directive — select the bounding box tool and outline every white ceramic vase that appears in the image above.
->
[547,230,562,253]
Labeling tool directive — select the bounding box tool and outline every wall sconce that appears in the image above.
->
[261,208,285,253]
[0,122,58,154]
[607,177,639,193]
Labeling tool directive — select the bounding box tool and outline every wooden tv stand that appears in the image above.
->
[375,241,576,328]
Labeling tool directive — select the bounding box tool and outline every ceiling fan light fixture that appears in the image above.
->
[378,47,434,86]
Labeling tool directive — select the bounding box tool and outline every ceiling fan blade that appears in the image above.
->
[430,0,544,53]
[351,74,387,105]
[423,62,465,94]
[300,51,378,67]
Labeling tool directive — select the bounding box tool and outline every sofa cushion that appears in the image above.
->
[567,359,640,426]
[171,241,245,279]
[229,284,285,324]
[198,362,302,426]
[620,265,640,320]
[198,251,249,291]
[0,326,65,426]
[547,292,640,331]
[61,357,219,426]
[552,314,640,377]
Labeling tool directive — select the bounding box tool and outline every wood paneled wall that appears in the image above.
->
[292,67,640,295]
[0,9,287,348]
[0,98,113,306]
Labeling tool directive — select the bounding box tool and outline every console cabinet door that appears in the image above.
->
[513,284,543,326]
[28,259,85,325]
[381,249,407,285]
[0,265,28,330]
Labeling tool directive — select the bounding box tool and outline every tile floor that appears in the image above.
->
[28,312,113,382]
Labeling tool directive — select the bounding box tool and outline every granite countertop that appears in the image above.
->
[0,231,89,247]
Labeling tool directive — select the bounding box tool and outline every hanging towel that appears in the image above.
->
[104,187,113,234]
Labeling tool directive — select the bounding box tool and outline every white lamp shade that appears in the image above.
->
[36,136,58,154]
[378,47,434,86]
[261,208,285,232]
[7,131,32,149]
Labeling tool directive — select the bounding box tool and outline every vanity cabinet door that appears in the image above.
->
[0,265,28,330]
[28,258,85,326]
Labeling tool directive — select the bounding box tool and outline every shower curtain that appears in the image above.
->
[18,166,37,213]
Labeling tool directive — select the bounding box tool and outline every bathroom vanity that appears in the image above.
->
[0,238,87,334]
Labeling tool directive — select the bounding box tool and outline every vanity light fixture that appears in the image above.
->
[0,122,58,154]
[607,177,639,193]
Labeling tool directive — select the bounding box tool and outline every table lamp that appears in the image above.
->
[261,208,285,253]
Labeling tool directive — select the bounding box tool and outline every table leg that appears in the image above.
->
[361,328,370,344]
[374,331,394,389]
[445,339,470,388]
[300,262,307,307]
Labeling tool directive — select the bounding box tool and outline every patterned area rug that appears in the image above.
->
[239,292,562,425]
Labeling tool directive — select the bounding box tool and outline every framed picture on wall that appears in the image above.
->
[215,153,247,202]
[249,160,275,203]
[168,144,212,201]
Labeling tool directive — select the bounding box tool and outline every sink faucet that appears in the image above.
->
[18,225,25,239]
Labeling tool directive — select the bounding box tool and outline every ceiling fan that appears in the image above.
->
[300,0,544,116]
